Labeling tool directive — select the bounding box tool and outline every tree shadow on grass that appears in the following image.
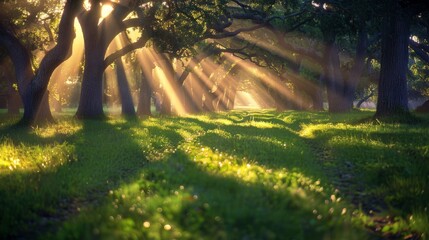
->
[0,111,391,239]
[51,146,370,240]
[0,119,155,239]
[173,115,326,181]
[305,126,429,214]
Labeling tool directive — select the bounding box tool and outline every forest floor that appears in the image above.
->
[0,110,428,239]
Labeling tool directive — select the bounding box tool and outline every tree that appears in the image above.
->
[0,0,83,125]
[375,0,429,117]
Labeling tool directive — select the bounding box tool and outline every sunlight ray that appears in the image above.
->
[47,19,84,112]
[224,24,324,74]
[222,53,303,107]
[147,49,187,115]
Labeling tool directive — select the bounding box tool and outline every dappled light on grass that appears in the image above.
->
[46,112,366,239]
[299,116,429,237]
[0,138,76,173]
[0,111,428,239]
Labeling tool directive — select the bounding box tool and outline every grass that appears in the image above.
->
[0,110,428,239]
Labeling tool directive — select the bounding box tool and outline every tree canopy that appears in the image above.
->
[0,0,428,125]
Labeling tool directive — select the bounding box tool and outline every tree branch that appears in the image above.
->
[31,0,82,92]
[269,23,324,64]
[177,43,251,85]
[0,25,34,95]
[410,39,429,64]
[104,35,149,69]
[204,24,266,39]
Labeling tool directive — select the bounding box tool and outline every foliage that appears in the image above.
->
[0,0,63,53]
[409,53,429,98]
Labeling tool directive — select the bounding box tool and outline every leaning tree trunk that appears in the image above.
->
[375,0,410,117]
[0,0,81,125]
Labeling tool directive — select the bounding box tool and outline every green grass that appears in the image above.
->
[0,110,428,239]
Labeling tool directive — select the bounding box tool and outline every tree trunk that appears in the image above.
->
[226,79,238,110]
[344,28,368,110]
[115,59,136,116]
[415,100,429,113]
[137,70,152,116]
[160,90,172,115]
[76,54,105,119]
[7,85,21,115]
[357,89,375,108]
[76,4,106,119]
[213,75,230,111]
[324,38,346,112]
[288,57,306,110]
[182,74,202,113]
[199,64,216,112]
[0,0,81,125]
[311,74,324,111]
[157,54,176,115]
[4,64,21,114]
[375,0,410,117]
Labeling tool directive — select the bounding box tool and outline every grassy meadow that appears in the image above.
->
[0,110,428,239]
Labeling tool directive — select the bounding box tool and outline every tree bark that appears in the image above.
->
[76,52,105,118]
[76,3,105,119]
[0,0,81,125]
[115,59,136,116]
[137,70,152,116]
[3,62,21,114]
[324,35,346,113]
[311,74,324,111]
[157,54,175,115]
[76,3,133,119]
[375,0,410,117]
[7,87,21,115]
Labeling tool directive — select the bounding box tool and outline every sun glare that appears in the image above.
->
[101,4,114,18]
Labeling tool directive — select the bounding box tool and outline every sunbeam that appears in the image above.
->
[222,53,303,108]
[150,50,187,115]
[48,18,84,112]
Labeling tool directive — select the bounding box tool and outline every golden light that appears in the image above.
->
[101,4,114,18]
[48,19,85,113]
[102,33,138,112]
[222,53,303,108]
[150,51,187,115]
[234,91,261,110]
